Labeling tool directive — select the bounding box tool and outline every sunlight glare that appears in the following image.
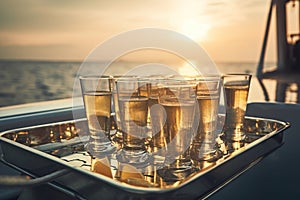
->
[178,62,199,76]
[178,19,210,42]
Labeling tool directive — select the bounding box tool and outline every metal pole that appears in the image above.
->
[257,0,274,77]
[274,0,290,102]
[275,0,289,70]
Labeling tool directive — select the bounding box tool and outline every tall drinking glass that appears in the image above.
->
[136,76,166,152]
[156,79,197,180]
[116,78,150,165]
[138,76,169,151]
[111,75,137,143]
[190,76,222,163]
[148,78,167,153]
[79,76,116,157]
[222,74,252,141]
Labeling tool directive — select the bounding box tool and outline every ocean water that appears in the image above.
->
[0,60,271,107]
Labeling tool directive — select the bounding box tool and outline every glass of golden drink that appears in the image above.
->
[156,78,198,180]
[222,74,252,142]
[110,75,137,144]
[116,77,150,165]
[79,76,116,157]
[190,76,223,163]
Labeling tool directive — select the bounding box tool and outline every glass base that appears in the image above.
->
[228,140,245,153]
[197,149,223,162]
[157,156,197,182]
[221,129,246,142]
[111,130,123,150]
[219,137,245,155]
[86,141,116,158]
[157,161,197,182]
[112,130,123,142]
[190,141,223,163]
[116,148,151,166]
[151,150,167,166]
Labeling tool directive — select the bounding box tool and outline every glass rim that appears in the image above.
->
[168,74,220,80]
[115,77,142,83]
[193,76,221,82]
[222,73,252,77]
[111,75,138,79]
[79,75,111,80]
[157,79,198,88]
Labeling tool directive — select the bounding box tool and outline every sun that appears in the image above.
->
[178,19,210,42]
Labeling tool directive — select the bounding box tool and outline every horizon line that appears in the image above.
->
[0,58,277,64]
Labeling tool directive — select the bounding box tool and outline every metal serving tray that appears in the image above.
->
[0,116,289,200]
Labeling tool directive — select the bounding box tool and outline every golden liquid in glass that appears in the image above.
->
[197,95,219,136]
[83,91,111,139]
[118,96,148,149]
[224,81,249,131]
[161,100,195,155]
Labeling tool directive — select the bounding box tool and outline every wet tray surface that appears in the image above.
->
[0,116,289,200]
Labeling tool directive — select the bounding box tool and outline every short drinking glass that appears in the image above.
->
[156,78,198,180]
[116,78,150,165]
[222,74,252,142]
[190,76,222,163]
[79,76,116,157]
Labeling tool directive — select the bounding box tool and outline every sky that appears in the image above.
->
[0,0,297,63]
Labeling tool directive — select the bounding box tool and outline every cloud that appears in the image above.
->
[0,0,272,61]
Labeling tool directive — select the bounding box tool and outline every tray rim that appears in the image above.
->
[0,116,290,194]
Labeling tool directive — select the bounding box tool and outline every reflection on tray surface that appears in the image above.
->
[1,117,287,189]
